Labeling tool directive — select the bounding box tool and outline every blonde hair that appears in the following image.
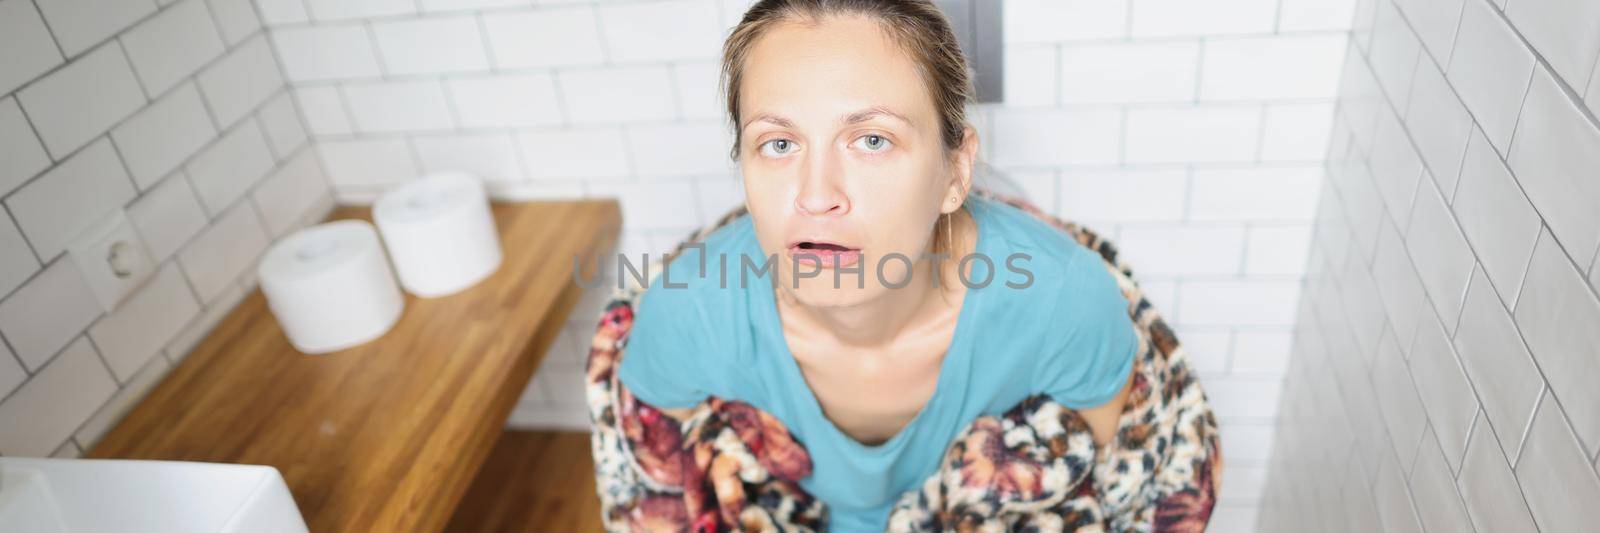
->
[719,0,978,258]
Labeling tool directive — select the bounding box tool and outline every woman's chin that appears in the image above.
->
[784,280,881,309]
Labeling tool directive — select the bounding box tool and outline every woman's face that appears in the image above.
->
[737,15,974,308]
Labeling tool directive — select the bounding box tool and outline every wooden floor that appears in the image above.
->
[444,431,605,533]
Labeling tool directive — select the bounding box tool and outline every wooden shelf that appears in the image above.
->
[88,200,621,533]
[442,431,603,532]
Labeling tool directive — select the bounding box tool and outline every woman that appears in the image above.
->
[616,1,1141,530]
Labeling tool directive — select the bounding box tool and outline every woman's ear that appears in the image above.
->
[942,126,979,213]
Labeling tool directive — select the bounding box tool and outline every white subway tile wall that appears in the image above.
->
[26,3,1583,530]
[269,24,382,82]
[0,337,118,456]
[119,0,227,97]
[291,86,353,136]
[207,0,263,46]
[370,15,490,76]
[1262,0,1600,531]
[32,0,157,58]
[110,82,218,189]
[256,91,309,158]
[341,80,457,133]
[196,34,285,129]
[252,0,306,25]
[0,0,330,460]
[7,140,139,260]
[87,263,201,382]
[186,119,280,214]
[445,74,565,129]
[0,0,65,96]
[16,43,148,158]
[410,132,526,185]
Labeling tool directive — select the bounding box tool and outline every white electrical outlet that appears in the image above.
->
[68,209,156,312]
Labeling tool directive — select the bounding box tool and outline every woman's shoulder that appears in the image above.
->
[622,214,761,399]
[634,213,762,332]
[972,195,1099,294]
[969,198,1137,407]
[970,195,1131,355]
[644,212,754,282]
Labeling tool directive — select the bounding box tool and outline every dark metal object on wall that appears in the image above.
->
[933,0,1003,103]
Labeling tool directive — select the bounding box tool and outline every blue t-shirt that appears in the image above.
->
[616,193,1140,532]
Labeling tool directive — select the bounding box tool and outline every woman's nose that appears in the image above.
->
[794,188,846,216]
[794,154,849,216]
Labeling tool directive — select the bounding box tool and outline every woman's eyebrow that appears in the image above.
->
[842,106,912,127]
[744,113,795,131]
[743,106,912,132]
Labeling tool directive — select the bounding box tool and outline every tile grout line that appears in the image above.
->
[1349,25,1600,435]
[3,23,281,208]
[26,0,70,62]
[1511,386,1545,470]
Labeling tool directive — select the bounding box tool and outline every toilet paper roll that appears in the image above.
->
[258,220,405,355]
[373,172,503,298]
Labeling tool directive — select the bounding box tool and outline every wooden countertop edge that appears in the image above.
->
[85,199,622,532]
[398,200,620,532]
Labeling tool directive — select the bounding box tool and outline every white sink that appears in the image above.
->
[0,458,307,533]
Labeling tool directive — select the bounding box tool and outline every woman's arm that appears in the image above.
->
[616,261,730,415]
[1078,360,1135,450]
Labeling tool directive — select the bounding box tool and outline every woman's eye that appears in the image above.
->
[760,139,796,157]
[855,134,892,152]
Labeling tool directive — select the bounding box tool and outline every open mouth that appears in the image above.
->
[788,240,862,269]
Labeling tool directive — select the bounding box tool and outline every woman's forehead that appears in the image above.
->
[740,16,935,129]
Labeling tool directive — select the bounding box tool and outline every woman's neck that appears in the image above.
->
[776,208,975,349]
